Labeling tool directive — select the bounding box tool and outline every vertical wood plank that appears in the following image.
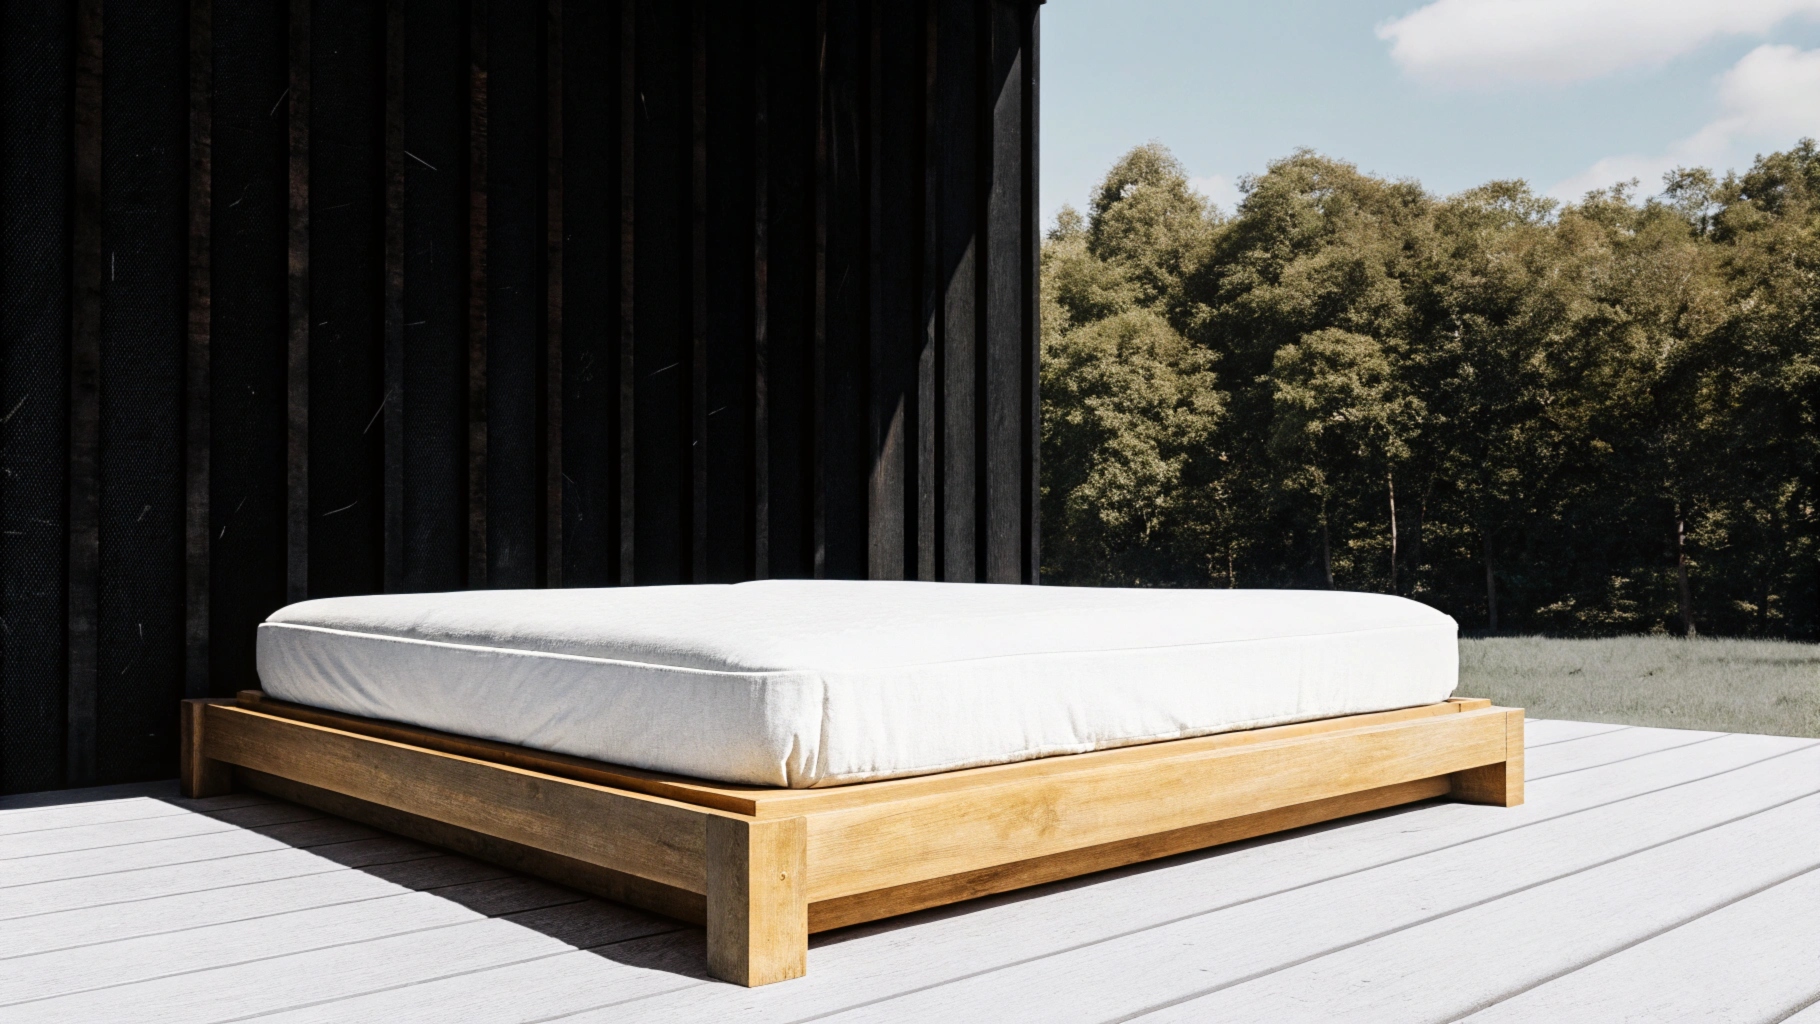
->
[811,0,828,579]
[185,0,213,696]
[286,0,311,605]
[382,0,406,591]
[937,0,976,582]
[468,0,489,588]
[982,0,1023,585]
[916,0,940,582]
[705,814,808,987]
[67,0,103,787]
[690,0,708,583]
[751,17,769,580]
[543,0,563,589]
[617,0,636,586]
[1022,0,1039,583]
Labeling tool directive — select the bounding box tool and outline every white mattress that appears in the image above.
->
[256,581,1458,788]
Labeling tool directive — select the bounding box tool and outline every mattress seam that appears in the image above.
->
[257,619,1456,675]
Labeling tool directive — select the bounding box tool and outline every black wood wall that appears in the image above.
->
[0,0,1042,793]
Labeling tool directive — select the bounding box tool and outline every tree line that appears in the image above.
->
[1040,141,1820,638]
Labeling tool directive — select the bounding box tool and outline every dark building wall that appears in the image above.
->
[0,0,1041,794]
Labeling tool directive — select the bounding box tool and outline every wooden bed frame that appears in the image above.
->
[180,692,1523,987]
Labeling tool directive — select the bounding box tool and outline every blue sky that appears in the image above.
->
[1041,0,1820,225]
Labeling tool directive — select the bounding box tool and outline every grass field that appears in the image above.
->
[1459,636,1820,739]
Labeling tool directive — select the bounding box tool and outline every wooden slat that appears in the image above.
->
[65,0,103,788]
[981,0,1023,584]
[751,19,770,579]
[184,0,213,698]
[0,892,482,1006]
[802,707,1511,901]
[466,0,489,588]
[616,0,636,585]
[689,0,709,582]
[1528,726,1723,779]
[201,705,716,894]
[285,0,311,604]
[381,0,406,591]
[1460,863,1820,1023]
[543,0,563,588]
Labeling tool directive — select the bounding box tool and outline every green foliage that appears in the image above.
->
[1041,141,1820,639]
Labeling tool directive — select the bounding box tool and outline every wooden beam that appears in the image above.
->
[1451,706,1526,807]
[179,698,236,798]
[201,703,717,893]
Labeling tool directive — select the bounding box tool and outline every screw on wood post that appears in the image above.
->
[705,814,808,986]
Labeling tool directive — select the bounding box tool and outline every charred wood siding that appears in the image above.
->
[0,0,1041,793]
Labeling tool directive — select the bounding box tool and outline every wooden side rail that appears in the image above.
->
[182,701,807,986]
[181,697,1523,986]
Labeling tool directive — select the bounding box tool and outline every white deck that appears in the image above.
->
[3,720,1818,1023]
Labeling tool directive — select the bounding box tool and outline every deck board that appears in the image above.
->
[1,722,1813,1022]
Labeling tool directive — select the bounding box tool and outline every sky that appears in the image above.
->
[1040,0,1820,225]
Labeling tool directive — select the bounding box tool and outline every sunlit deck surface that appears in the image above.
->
[5,719,1820,1023]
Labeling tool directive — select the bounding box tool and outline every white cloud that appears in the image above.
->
[1549,44,1820,198]
[1191,174,1244,214]
[1379,0,1820,87]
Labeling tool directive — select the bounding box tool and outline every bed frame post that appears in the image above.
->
[180,698,238,798]
[705,814,809,986]
[1449,707,1525,807]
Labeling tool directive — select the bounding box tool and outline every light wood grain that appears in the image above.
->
[802,708,1512,902]
[203,704,718,895]
[180,698,237,798]
[707,815,809,986]
[235,690,1476,818]
[808,776,1451,932]
[1451,707,1525,806]
[236,768,708,926]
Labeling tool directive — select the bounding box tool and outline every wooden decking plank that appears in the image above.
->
[1525,726,1726,779]
[0,805,320,861]
[1520,719,1630,746]
[801,746,1820,1024]
[243,923,702,1023]
[1785,998,1820,1023]
[0,847,359,920]
[0,870,419,959]
[1460,863,1820,1023]
[0,798,192,836]
[0,827,294,888]
[1144,792,1820,1023]
[0,891,479,1005]
[558,732,1815,1023]
[4,918,593,1024]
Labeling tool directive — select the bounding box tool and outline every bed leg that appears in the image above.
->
[180,699,237,798]
[706,814,808,986]
[1450,708,1525,807]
